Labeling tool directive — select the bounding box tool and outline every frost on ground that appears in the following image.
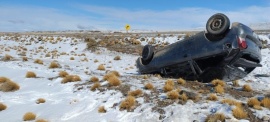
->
[0,33,270,122]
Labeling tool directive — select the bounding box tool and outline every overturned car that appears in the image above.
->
[136,13,262,82]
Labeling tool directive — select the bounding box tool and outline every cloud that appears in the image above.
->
[0,4,270,32]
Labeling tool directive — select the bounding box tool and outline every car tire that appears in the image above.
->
[199,67,225,83]
[141,45,154,65]
[206,13,230,36]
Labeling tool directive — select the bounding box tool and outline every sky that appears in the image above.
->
[0,0,270,32]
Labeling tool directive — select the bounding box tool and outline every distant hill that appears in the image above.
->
[250,22,270,30]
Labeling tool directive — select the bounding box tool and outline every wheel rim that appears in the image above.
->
[211,18,224,31]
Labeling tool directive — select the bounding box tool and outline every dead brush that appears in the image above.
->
[70,57,75,60]
[167,90,180,100]
[36,98,46,104]
[34,59,43,64]
[232,80,240,87]
[207,93,218,101]
[211,79,226,87]
[3,54,13,61]
[61,75,81,84]
[49,61,60,68]
[59,71,69,77]
[221,99,242,108]
[128,89,143,97]
[180,93,188,102]
[144,83,154,90]
[98,106,106,113]
[90,76,99,82]
[114,56,121,60]
[26,71,37,78]
[215,85,224,94]
[205,113,225,122]
[163,79,175,92]
[0,77,20,92]
[97,64,105,70]
[242,84,252,92]
[35,119,48,122]
[22,57,28,61]
[107,75,121,86]
[91,83,101,91]
[120,96,136,110]
[232,106,248,119]
[103,71,120,80]
[23,112,36,121]
[261,97,270,108]
[0,102,7,111]
[177,78,186,85]
[247,97,261,110]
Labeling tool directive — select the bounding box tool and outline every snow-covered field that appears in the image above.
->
[0,33,270,122]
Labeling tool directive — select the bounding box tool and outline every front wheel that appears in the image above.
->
[206,13,230,36]
[141,45,154,65]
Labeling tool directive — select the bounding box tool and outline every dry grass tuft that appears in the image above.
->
[35,119,48,122]
[211,79,226,87]
[207,93,218,101]
[242,84,252,92]
[98,106,107,113]
[232,106,247,119]
[261,97,270,108]
[3,54,13,61]
[90,76,99,82]
[114,56,121,60]
[128,89,143,97]
[167,90,179,100]
[0,102,7,111]
[177,78,186,85]
[253,105,262,110]
[205,113,225,122]
[97,64,105,70]
[23,112,36,121]
[247,97,260,108]
[163,79,174,92]
[59,71,69,77]
[108,70,120,77]
[215,85,224,94]
[107,75,121,86]
[180,93,188,102]
[61,75,81,84]
[49,61,60,68]
[22,57,28,61]
[232,80,240,87]
[70,57,75,60]
[26,71,37,78]
[34,59,43,64]
[36,98,46,104]
[0,77,20,92]
[221,99,242,108]
[91,83,100,91]
[120,96,136,110]
[144,83,154,90]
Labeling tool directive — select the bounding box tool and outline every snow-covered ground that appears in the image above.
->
[0,34,270,122]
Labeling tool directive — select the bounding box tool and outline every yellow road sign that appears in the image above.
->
[125,24,130,31]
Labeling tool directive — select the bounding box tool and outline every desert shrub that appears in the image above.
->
[36,98,46,104]
[211,79,226,87]
[70,57,75,60]
[91,83,100,91]
[180,93,188,102]
[0,77,20,92]
[22,57,28,61]
[94,59,99,63]
[108,70,120,77]
[232,106,247,119]
[114,56,121,60]
[49,61,60,68]
[163,79,174,92]
[232,80,240,87]
[61,75,81,84]
[167,90,179,100]
[107,75,121,86]
[261,97,270,108]
[45,53,51,57]
[103,71,120,81]
[35,119,48,122]
[97,64,105,70]
[34,59,43,64]
[3,54,13,61]
[59,71,69,77]
[207,93,218,101]
[98,106,106,113]
[144,83,154,90]
[247,97,260,108]
[205,113,225,122]
[0,102,7,111]
[120,96,136,110]
[242,84,252,92]
[177,78,186,85]
[23,112,36,121]
[26,71,37,78]
[215,85,224,94]
[90,76,99,82]
[128,89,143,97]
[221,99,242,108]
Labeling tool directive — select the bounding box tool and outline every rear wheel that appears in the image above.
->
[206,13,230,36]
[141,45,154,65]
